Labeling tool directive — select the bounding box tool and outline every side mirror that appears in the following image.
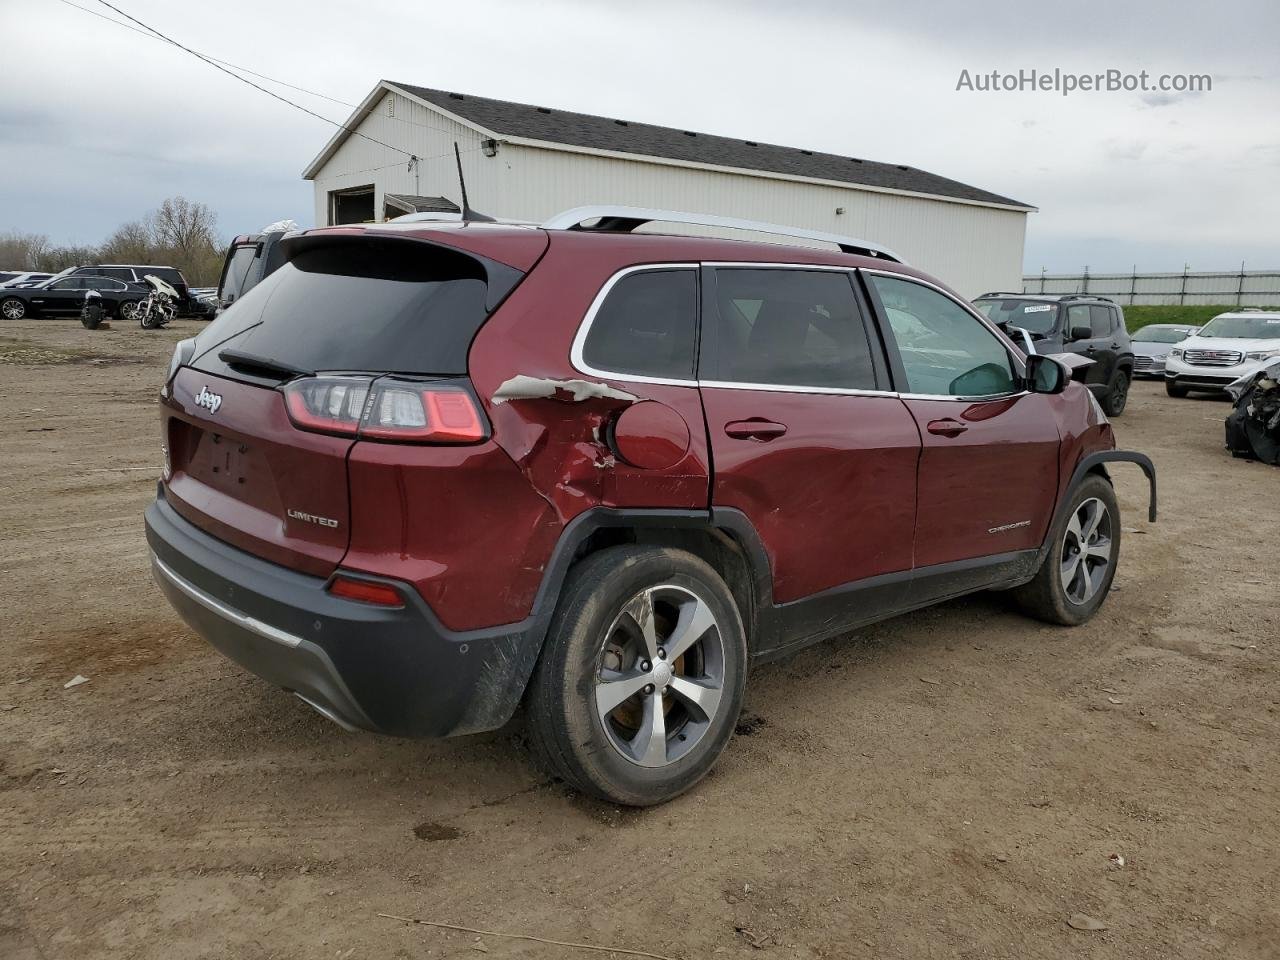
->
[1026,354,1069,394]
[1069,324,1092,342]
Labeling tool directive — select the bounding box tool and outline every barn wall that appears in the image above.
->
[311,90,1028,298]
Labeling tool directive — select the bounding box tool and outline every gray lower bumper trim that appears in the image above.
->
[151,552,303,649]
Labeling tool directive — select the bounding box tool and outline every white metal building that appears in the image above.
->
[303,81,1035,297]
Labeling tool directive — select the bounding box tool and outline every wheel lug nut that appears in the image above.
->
[657,648,666,660]
[640,660,651,672]
[643,684,655,695]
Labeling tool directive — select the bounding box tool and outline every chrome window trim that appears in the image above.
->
[569,262,701,387]
[151,552,303,649]
[568,262,1031,403]
[861,268,1029,401]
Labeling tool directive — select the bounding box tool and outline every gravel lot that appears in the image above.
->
[2,318,1277,959]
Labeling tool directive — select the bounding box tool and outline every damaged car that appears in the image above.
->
[1225,358,1280,465]
[144,207,1156,806]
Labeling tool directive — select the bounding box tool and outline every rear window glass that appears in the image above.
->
[218,245,258,301]
[193,239,496,376]
[581,269,697,379]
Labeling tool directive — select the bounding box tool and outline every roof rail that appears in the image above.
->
[976,291,1032,298]
[540,205,903,262]
[1058,294,1116,303]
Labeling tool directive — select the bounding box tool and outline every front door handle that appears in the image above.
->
[926,418,968,438]
[725,419,788,441]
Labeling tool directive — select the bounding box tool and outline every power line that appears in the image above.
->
[54,0,356,108]
[91,0,414,159]
[62,0,483,144]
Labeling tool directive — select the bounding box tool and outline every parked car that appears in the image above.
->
[144,207,1156,806]
[972,294,1135,415]
[0,274,147,320]
[1164,310,1280,396]
[187,287,219,320]
[216,227,290,312]
[0,271,54,289]
[1130,323,1199,378]
[68,265,192,315]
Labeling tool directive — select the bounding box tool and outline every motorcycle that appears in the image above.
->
[136,274,179,329]
[80,290,108,330]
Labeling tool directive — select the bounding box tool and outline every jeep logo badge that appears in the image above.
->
[195,386,223,414]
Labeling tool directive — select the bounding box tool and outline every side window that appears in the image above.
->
[705,268,877,389]
[869,274,1017,397]
[1090,305,1114,338]
[52,278,84,290]
[1066,304,1091,336]
[581,269,697,380]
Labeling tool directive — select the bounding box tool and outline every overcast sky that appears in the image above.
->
[3,0,1277,272]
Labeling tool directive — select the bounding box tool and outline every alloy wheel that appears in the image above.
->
[1,299,25,320]
[1060,497,1113,605]
[594,585,725,768]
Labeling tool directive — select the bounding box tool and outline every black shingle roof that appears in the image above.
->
[391,82,1031,209]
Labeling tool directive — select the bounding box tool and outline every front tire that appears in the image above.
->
[1165,379,1189,398]
[1,297,26,320]
[1011,475,1120,626]
[1102,369,1130,416]
[525,546,747,806]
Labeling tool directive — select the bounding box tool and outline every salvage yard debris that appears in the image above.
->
[1225,358,1280,465]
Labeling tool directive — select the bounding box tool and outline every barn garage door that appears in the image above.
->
[329,186,374,225]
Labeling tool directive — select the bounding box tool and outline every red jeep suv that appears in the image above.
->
[145,207,1156,806]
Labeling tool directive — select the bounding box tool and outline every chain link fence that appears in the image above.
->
[1021,267,1280,306]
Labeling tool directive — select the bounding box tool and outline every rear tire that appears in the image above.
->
[118,300,141,321]
[1011,474,1120,626]
[1165,379,1189,398]
[1,297,26,320]
[1102,369,1130,416]
[525,545,747,806]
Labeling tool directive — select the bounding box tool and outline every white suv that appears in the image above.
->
[1164,310,1280,397]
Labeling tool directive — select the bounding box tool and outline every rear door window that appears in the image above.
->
[1090,305,1114,338]
[579,269,697,380]
[703,268,878,390]
[192,237,511,377]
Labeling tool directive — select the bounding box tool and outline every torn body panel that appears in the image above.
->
[468,233,712,538]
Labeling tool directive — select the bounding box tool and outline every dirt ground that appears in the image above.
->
[2,318,1277,960]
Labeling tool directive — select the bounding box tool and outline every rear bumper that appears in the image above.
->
[145,490,541,738]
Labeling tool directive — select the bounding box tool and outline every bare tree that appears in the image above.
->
[0,231,51,270]
[149,197,220,263]
[99,220,155,265]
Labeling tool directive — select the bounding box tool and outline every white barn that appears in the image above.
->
[302,81,1035,297]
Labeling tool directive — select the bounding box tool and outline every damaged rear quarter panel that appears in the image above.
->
[467,232,712,534]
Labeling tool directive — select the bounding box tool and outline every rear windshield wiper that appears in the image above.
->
[218,347,312,379]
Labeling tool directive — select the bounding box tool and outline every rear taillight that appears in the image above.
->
[327,574,404,607]
[281,375,487,444]
[161,338,196,397]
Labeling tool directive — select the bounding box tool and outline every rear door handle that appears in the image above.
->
[926,418,968,438]
[725,419,788,441]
